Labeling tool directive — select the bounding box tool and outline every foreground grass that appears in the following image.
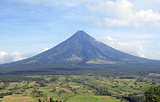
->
[66,96,121,102]
[0,95,33,102]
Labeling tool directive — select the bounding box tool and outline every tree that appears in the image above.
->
[38,98,42,102]
[49,97,55,102]
[145,85,160,102]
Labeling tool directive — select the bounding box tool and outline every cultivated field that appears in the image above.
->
[0,73,159,102]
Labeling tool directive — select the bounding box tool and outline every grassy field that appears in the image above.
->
[0,73,160,102]
[66,96,122,102]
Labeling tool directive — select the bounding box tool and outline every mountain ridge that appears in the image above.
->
[0,30,159,71]
[14,30,156,64]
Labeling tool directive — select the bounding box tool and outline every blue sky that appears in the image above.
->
[0,0,160,64]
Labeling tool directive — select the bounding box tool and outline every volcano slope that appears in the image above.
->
[0,30,160,72]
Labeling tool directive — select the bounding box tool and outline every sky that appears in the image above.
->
[0,0,160,64]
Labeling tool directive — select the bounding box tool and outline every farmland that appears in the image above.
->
[0,71,159,102]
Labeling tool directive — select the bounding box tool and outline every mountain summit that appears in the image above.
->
[15,30,152,66]
[1,30,158,71]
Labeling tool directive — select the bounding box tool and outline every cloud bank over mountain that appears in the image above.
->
[98,37,160,60]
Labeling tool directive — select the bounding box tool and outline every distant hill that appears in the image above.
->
[0,30,159,71]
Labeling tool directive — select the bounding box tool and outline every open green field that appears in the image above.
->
[66,96,121,102]
[0,72,160,102]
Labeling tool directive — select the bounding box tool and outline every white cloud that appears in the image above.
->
[40,48,50,53]
[0,48,50,64]
[97,37,160,60]
[87,0,160,28]
[0,51,25,64]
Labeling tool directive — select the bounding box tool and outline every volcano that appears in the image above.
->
[0,30,159,70]
[13,30,154,64]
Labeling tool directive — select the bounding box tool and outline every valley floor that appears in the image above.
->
[0,72,160,102]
